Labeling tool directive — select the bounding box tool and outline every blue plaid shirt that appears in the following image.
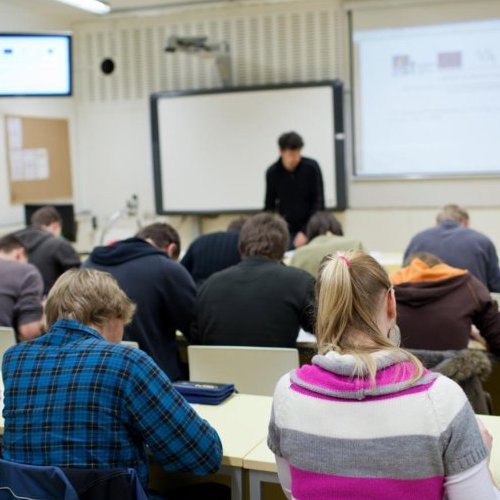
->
[2,320,222,489]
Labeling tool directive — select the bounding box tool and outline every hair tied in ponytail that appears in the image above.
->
[338,255,351,267]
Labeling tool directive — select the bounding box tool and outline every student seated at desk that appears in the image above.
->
[15,206,81,295]
[191,213,315,347]
[84,223,195,381]
[268,251,500,499]
[0,234,44,340]
[2,269,222,494]
[181,216,247,286]
[290,211,363,277]
[391,252,500,354]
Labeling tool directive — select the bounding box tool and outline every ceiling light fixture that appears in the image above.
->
[53,0,111,15]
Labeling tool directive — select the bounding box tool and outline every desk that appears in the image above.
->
[244,415,500,500]
[370,251,403,276]
[243,439,279,500]
[193,394,272,500]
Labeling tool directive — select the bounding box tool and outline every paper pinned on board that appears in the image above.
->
[9,148,50,181]
[6,117,23,149]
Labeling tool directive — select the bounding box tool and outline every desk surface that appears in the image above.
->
[193,393,272,467]
[244,414,500,484]
[243,438,276,473]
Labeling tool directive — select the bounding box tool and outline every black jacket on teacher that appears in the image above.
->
[264,156,324,233]
[84,238,196,381]
[191,256,315,347]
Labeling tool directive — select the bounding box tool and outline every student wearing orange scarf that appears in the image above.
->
[392,252,500,353]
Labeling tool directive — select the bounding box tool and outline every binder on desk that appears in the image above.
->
[173,381,235,405]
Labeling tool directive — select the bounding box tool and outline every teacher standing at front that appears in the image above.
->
[264,131,325,249]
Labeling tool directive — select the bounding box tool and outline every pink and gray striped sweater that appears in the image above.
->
[267,350,487,500]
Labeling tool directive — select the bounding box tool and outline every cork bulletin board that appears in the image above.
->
[4,115,72,204]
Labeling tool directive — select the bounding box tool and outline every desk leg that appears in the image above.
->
[220,465,242,500]
[249,471,280,500]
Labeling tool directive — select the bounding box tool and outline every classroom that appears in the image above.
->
[1,0,500,498]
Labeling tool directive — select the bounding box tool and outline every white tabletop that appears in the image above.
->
[243,438,276,473]
[193,393,272,467]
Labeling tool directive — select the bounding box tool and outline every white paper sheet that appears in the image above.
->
[9,148,50,181]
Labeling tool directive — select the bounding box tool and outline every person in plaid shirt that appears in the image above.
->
[2,268,222,491]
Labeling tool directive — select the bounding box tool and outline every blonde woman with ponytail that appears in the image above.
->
[268,251,500,500]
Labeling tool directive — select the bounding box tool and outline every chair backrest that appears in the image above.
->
[0,328,16,353]
[0,460,148,500]
[0,459,78,500]
[0,328,16,379]
[188,345,299,396]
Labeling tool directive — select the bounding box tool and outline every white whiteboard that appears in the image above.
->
[151,83,345,213]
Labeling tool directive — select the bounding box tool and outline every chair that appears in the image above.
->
[0,459,78,500]
[0,328,16,363]
[0,459,148,500]
[0,328,16,385]
[188,345,299,396]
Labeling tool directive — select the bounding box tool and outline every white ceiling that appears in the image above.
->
[1,0,274,25]
[110,0,223,9]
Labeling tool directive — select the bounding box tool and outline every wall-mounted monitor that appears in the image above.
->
[0,33,72,97]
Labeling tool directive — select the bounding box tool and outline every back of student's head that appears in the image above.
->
[226,216,248,233]
[136,223,180,259]
[0,233,25,253]
[45,268,135,329]
[31,206,62,228]
[436,204,469,225]
[306,211,343,240]
[403,252,442,267]
[278,131,304,151]
[316,251,423,380]
[239,213,289,260]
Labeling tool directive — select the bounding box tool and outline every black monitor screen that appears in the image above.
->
[24,204,77,242]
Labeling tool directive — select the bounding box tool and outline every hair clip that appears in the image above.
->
[338,255,351,267]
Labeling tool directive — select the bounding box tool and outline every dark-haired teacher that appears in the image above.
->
[264,131,325,249]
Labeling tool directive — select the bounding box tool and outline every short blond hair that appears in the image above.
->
[45,268,136,329]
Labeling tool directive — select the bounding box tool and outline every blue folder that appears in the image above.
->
[173,381,235,405]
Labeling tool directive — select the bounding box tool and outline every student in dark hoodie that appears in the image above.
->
[15,206,81,295]
[391,252,500,354]
[84,223,196,381]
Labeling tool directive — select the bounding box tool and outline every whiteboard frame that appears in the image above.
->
[150,80,347,215]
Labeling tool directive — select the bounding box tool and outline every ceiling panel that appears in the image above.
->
[109,0,234,11]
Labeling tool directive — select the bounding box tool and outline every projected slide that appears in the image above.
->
[353,19,500,176]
